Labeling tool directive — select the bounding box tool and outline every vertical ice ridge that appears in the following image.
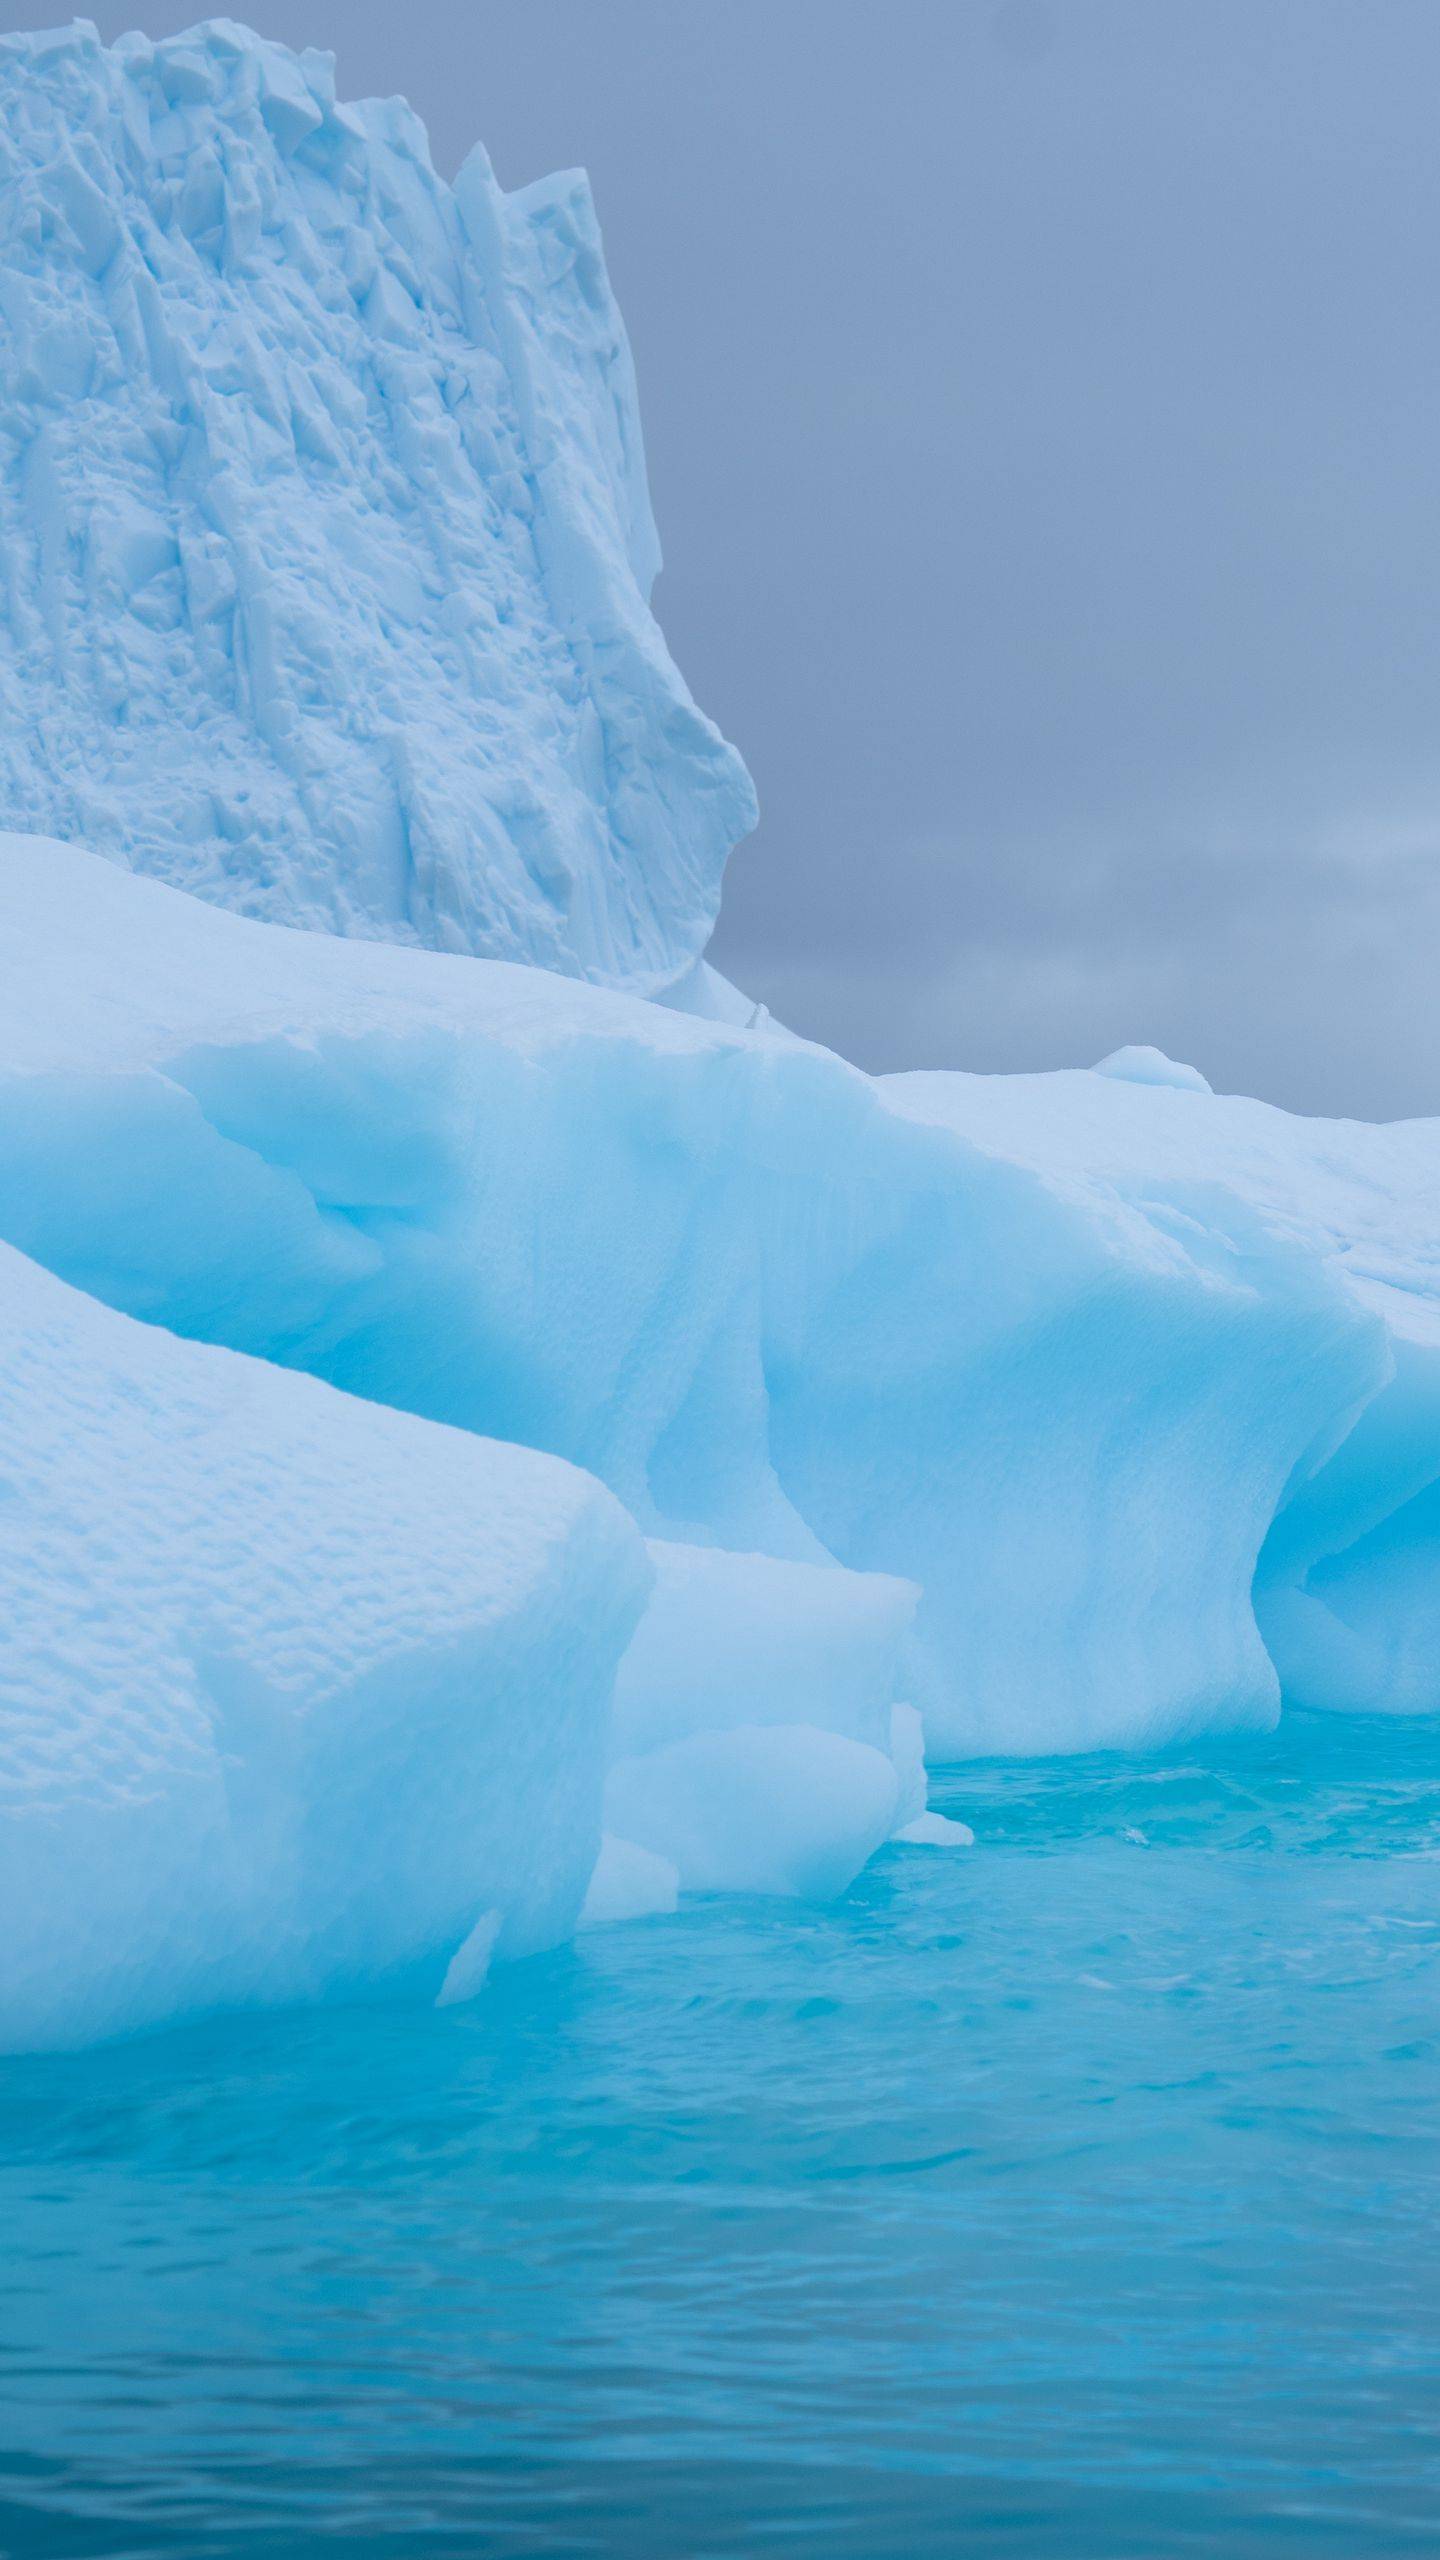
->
[0,17,756,983]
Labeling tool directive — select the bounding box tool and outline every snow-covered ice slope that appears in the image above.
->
[0,19,753,985]
[3,834,1430,1758]
[0,1237,649,2052]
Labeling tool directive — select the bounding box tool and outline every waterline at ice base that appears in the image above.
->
[0,20,1437,2559]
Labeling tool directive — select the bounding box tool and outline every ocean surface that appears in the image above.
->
[2,1710,1437,2559]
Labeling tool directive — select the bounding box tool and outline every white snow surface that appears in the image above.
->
[0,18,754,987]
[0,1236,648,2051]
[3,835,1438,1790]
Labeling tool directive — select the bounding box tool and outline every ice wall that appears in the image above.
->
[0,1237,649,2050]
[887,1063,1440,1733]
[0,19,754,985]
[3,836,1427,1765]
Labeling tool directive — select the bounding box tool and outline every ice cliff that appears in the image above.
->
[2,22,1439,2054]
[0,18,754,984]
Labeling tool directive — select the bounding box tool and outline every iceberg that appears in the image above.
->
[0,831,1428,1771]
[0,1231,927,2048]
[0,18,754,987]
[886,1062,1440,1731]
[2,23,1439,2055]
[0,1236,648,2051]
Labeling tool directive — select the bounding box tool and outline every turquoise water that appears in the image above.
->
[2,1713,1438,2558]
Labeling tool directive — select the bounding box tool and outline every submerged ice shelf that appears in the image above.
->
[1,21,1440,2056]
[0,1239,645,2049]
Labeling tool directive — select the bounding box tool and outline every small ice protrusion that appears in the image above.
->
[435,1909,501,2008]
[579,1833,679,1928]
[1091,1044,1212,1093]
[894,1812,975,1847]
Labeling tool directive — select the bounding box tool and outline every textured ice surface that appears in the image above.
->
[0,1236,648,2051]
[3,835,1436,1767]
[0,19,753,986]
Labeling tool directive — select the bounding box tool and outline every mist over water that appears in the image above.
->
[3,1712,1437,2557]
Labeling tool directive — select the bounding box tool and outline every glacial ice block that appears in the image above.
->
[0,1237,935,2050]
[2,833,1427,1754]
[605,1724,902,1902]
[0,19,754,986]
[0,1236,649,2052]
[886,1062,1440,1728]
[603,1542,920,1897]
[613,1543,917,1763]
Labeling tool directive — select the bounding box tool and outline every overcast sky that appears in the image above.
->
[13,0,1440,1116]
